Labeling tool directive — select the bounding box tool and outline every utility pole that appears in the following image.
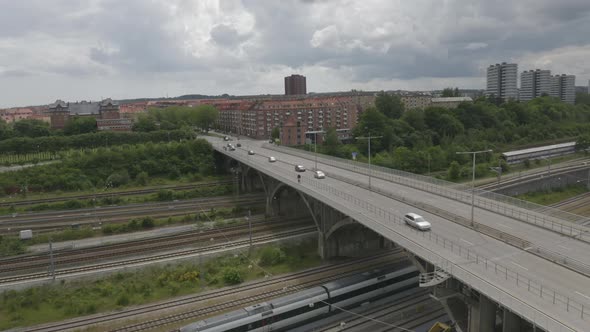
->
[247,209,252,253]
[356,130,382,190]
[49,240,56,281]
[456,150,493,227]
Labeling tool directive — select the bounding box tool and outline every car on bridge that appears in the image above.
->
[237,143,242,147]
[314,170,326,179]
[268,156,277,162]
[295,165,306,172]
[248,150,255,155]
[404,213,431,231]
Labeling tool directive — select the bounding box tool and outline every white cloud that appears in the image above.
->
[1,0,590,107]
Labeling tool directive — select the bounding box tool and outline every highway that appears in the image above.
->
[208,136,590,332]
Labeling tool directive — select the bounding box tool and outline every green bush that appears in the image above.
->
[259,246,286,266]
[222,268,243,285]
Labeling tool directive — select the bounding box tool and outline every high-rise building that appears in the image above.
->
[550,74,576,104]
[486,62,518,101]
[520,69,551,102]
[284,74,307,95]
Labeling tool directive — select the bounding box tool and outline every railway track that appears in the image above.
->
[0,195,264,234]
[0,216,314,276]
[316,290,446,332]
[1,225,317,285]
[0,180,234,208]
[478,161,589,192]
[23,250,405,332]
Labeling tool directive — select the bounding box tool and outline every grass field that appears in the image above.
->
[0,239,320,330]
[515,184,589,206]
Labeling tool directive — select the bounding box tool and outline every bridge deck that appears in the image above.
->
[207,136,590,331]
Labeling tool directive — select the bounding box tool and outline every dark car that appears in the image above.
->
[237,143,242,147]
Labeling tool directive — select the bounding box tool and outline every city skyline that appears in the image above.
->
[1,0,590,107]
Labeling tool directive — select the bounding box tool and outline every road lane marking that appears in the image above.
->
[575,291,590,301]
[460,239,474,246]
[511,261,529,271]
[558,245,570,250]
[497,223,512,230]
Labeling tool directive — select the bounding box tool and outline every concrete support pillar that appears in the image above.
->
[318,232,326,259]
[468,295,496,332]
[502,309,522,331]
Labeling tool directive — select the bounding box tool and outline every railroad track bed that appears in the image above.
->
[0,217,316,279]
[0,195,265,234]
[551,192,590,217]
[310,290,447,332]
[0,180,234,208]
[23,250,405,332]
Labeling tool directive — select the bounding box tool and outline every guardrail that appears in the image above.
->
[263,144,590,241]
[214,142,585,330]
[300,175,587,324]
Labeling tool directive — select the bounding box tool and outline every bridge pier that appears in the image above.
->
[468,294,497,332]
[502,308,522,331]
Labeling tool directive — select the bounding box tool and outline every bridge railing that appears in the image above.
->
[263,144,590,241]
[300,175,587,325]
[215,142,585,330]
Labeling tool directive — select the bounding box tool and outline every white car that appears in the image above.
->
[295,165,306,172]
[248,150,255,155]
[268,156,277,162]
[404,213,431,231]
[314,171,326,179]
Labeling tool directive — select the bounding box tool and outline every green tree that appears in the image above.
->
[63,117,97,135]
[375,92,404,119]
[448,161,461,180]
[133,115,158,132]
[575,134,590,153]
[271,127,280,140]
[195,105,219,132]
[12,119,51,138]
[324,127,340,155]
[222,267,242,285]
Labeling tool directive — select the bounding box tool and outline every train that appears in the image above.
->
[501,141,576,165]
[180,262,419,332]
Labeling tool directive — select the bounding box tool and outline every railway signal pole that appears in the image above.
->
[456,149,493,227]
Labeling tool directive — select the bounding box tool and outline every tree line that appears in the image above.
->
[321,92,590,178]
[0,139,216,195]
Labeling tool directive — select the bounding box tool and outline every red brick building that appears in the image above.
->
[280,115,307,146]
[212,93,373,145]
[284,74,306,95]
[47,98,132,131]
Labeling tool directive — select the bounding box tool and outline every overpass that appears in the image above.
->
[206,136,590,332]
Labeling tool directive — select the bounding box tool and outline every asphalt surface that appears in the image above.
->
[209,135,590,332]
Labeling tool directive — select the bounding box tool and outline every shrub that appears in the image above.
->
[259,246,286,266]
[116,294,129,306]
[222,268,242,285]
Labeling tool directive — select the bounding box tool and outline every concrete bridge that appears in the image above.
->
[208,136,590,332]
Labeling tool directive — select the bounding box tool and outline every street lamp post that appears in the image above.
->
[314,129,323,170]
[356,130,383,190]
[541,156,552,177]
[456,149,493,227]
[247,209,252,252]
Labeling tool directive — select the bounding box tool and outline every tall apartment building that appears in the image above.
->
[284,74,307,95]
[486,62,518,101]
[550,74,576,104]
[520,69,551,102]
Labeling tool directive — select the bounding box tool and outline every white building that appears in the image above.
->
[520,69,551,102]
[486,62,518,101]
[550,74,576,104]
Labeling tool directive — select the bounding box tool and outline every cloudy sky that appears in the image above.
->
[1,0,590,107]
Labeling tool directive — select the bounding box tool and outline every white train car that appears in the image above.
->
[501,142,576,165]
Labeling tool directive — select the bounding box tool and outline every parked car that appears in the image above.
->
[248,150,255,155]
[314,170,326,179]
[295,165,306,172]
[236,143,242,147]
[268,156,277,162]
[404,213,431,231]
[224,136,229,141]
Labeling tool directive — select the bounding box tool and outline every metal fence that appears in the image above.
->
[263,144,590,242]
[301,175,586,330]
[214,142,584,331]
